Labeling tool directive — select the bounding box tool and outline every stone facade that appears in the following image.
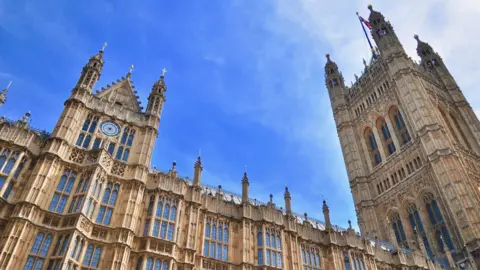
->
[0,7,462,270]
[327,5,480,269]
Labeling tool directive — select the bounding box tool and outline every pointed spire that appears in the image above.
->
[241,169,249,204]
[169,161,178,178]
[126,64,134,79]
[193,155,203,186]
[284,186,292,215]
[0,81,11,106]
[101,42,108,52]
[323,200,332,230]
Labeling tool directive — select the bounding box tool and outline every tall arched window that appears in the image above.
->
[450,112,472,149]
[439,107,462,146]
[376,118,396,156]
[96,183,120,225]
[76,115,99,149]
[49,170,77,214]
[389,107,411,145]
[407,204,433,258]
[24,232,53,270]
[390,212,408,248]
[423,193,454,252]
[364,128,382,167]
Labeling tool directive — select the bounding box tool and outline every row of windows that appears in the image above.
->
[25,232,104,270]
[301,246,321,270]
[47,170,121,228]
[76,115,135,163]
[257,228,282,268]
[354,80,390,117]
[390,193,454,258]
[364,107,411,168]
[136,257,169,270]
[376,156,422,195]
[144,195,178,241]
[0,150,26,200]
[203,218,229,261]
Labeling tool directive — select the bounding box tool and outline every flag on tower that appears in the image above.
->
[356,12,377,60]
[359,16,371,29]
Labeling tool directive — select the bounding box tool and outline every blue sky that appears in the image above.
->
[0,0,479,231]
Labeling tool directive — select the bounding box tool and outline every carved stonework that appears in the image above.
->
[69,148,85,163]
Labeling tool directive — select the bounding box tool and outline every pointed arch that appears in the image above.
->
[422,193,454,252]
[450,111,472,149]
[376,117,396,156]
[364,127,382,167]
[390,212,408,248]
[439,106,460,145]
[406,203,433,258]
[389,106,411,146]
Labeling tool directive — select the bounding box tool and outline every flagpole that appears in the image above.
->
[356,12,377,59]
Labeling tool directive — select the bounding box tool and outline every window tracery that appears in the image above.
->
[203,217,229,261]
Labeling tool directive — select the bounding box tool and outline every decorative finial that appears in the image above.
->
[6,81,12,90]
[368,4,373,10]
[325,53,331,61]
[348,220,352,229]
[414,34,419,40]
[101,42,108,52]
[363,58,367,67]
[172,160,177,168]
[304,212,308,220]
[269,194,273,203]
[129,64,135,74]
[161,68,167,77]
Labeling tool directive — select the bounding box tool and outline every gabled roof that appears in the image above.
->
[95,75,142,112]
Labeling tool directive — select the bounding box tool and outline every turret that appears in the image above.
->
[0,81,11,108]
[284,186,292,215]
[325,54,349,126]
[322,200,332,230]
[367,5,404,57]
[414,34,459,90]
[192,156,202,186]
[241,171,249,204]
[146,68,167,118]
[75,43,106,93]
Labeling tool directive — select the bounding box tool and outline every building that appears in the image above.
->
[0,5,467,270]
[327,4,480,269]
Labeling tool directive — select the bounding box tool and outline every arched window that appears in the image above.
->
[407,204,433,258]
[146,257,153,270]
[377,118,396,156]
[2,157,15,174]
[49,170,77,213]
[391,212,408,248]
[364,128,382,167]
[115,127,135,162]
[450,112,472,149]
[136,257,144,270]
[343,251,351,270]
[423,193,454,252]
[77,115,99,149]
[25,232,53,270]
[389,107,411,145]
[147,196,154,216]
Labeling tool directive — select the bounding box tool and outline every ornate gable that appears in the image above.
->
[95,76,142,112]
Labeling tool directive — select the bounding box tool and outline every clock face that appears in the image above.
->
[100,121,121,137]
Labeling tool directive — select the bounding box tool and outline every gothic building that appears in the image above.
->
[0,5,470,270]
[327,4,480,269]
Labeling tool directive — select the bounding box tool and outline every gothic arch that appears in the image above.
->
[375,116,396,156]
[388,105,411,146]
[364,127,382,167]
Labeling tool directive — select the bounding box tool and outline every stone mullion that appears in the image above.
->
[384,117,400,152]
[371,126,387,163]
[415,201,437,255]
[131,183,145,234]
